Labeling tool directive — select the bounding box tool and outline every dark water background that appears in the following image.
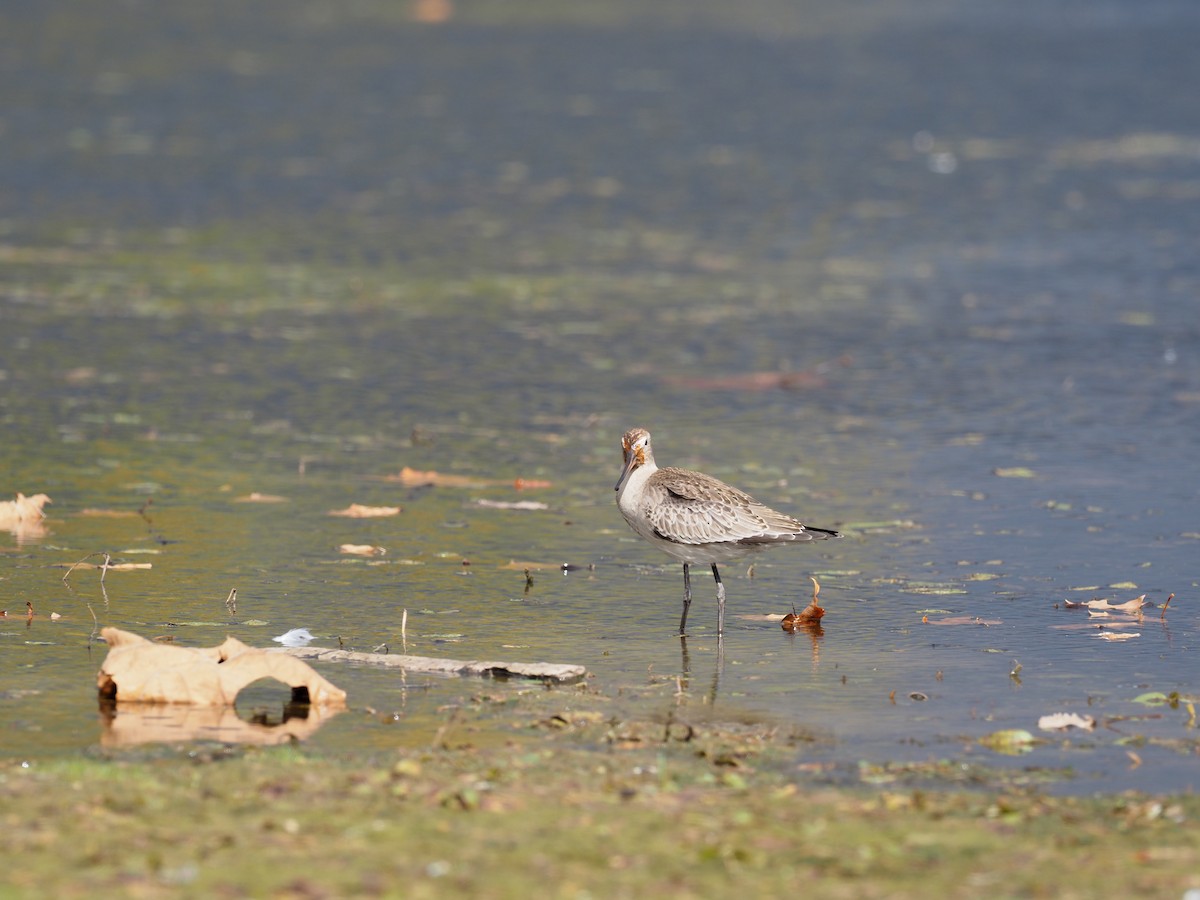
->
[2,0,1199,793]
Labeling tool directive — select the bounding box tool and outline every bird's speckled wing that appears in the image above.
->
[644,467,815,546]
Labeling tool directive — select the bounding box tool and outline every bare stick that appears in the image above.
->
[401,607,408,653]
[62,551,102,585]
[224,588,238,616]
[1161,593,1174,620]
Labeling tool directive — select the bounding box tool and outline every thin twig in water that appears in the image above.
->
[99,552,111,585]
[62,551,102,585]
[85,601,100,646]
[401,608,408,653]
[224,588,238,616]
[1161,593,1174,620]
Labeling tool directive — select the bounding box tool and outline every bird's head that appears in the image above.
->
[615,428,652,493]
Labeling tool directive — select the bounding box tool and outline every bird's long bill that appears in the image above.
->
[614,448,637,492]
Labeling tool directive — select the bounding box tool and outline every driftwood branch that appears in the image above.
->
[278,646,586,683]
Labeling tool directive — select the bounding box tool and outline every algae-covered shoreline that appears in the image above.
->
[4,689,1199,898]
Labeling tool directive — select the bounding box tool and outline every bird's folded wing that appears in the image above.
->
[648,469,799,545]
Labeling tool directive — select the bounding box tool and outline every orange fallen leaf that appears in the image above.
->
[782,576,825,631]
[386,467,491,488]
[328,504,402,518]
[410,0,453,24]
[513,478,553,490]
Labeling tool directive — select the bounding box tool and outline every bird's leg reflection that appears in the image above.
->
[676,635,722,704]
[709,640,723,704]
[679,634,691,691]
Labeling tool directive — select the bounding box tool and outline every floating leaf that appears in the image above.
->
[1038,712,1097,732]
[1063,595,1146,613]
[1132,692,1170,706]
[474,499,549,510]
[1097,632,1140,641]
[978,729,1036,755]
[782,576,825,631]
[924,616,1003,626]
[387,467,491,488]
[0,492,51,528]
[235,492,288,503]
[339,544,387,556]
[328,504,401,518]
[273,628,316,647]
[513,478,553,490]
[993,467,1036,478]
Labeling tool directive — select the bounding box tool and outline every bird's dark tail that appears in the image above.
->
[806,526,842,540]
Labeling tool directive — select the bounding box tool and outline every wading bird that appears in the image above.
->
[615,428,840,635]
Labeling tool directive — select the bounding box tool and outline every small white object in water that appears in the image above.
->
[273,628,316,647]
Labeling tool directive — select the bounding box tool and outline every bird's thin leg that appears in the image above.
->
[680,563,692,635]
[711,563,725,635]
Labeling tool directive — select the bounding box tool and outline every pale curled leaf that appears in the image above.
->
[1097,631,1140,641]
[273,628,316,647]
[97,627,346,707]
[924,616,1003,626]
[474,499,549,510]
[1064,594,1146,613]
[0,492,51,527]
[339,543,387,556]
[1038,712,1097,732]
[234,492,288,503]
[328,504,401,518]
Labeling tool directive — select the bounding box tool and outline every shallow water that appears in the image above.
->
[2,0,1199,793]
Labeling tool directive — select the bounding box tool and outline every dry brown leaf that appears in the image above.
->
[783,576,826,631]
[338,543,387,556]
[328,504,402,518]
[1038,712,1097,731]
[97,627,347,707]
